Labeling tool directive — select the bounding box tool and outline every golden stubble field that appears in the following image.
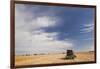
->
[15,52,95,66]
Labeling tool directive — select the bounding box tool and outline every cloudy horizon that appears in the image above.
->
[15,4,94,55]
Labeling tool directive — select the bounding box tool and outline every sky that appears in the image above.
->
[15,4,95,55]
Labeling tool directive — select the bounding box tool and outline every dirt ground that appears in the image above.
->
[15,52,95,66]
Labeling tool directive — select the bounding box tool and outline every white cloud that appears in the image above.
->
[36,16,57,27]
[15,4,73,55]
[80,23,94,33]
[15,4,59,31]
[31,32,73,53]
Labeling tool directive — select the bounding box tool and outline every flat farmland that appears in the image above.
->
[15,52,95,66]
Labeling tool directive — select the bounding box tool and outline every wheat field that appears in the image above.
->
[15,52,95,66]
